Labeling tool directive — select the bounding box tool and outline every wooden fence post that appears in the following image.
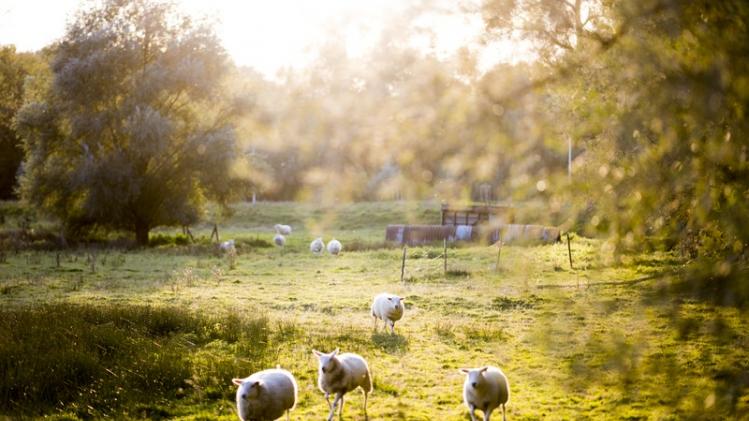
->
[400,247,407,283]
[443,238,447,274]
[210,224,219,243]
[566,232,574,270]
[494,240,502,272]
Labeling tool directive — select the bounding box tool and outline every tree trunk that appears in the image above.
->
[135,223,150,246]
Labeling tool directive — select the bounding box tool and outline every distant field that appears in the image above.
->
[1,201,747,420]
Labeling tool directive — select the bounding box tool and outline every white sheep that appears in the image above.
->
[327,239,342,255]
[232,367,298,421]
[313,348,372,421]
[460,366,510,421]
[274,224,292,235]
[273,233,286,248]
[310,237,325,255]
[219,239,236,252]
[371,293,405,334]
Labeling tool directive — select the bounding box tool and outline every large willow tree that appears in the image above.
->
[17,0,240,245]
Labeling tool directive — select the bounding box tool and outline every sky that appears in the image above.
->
[0,0,526,78]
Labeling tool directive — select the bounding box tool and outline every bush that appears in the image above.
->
[149,233,175,247]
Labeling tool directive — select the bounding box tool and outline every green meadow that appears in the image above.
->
[1,201,747,420]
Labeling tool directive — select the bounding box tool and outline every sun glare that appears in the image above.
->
[2,0,530,78]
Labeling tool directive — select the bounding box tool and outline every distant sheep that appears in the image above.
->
[275,224,292,235]
[232,367,298,421]
[313,348,372,421]
[371,293,404,334]
[310,237,325,255]
[219,239,236,252]
[274,234,286,248]
[460,366,510,421]
[327,239,342,255]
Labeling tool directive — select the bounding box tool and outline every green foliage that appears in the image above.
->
[16,0,245,245]
[148,233,191,247]
[478,0,749,297]
[567,1,749,282]
[0,46,47,200]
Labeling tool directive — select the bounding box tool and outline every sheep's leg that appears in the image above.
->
[328,393,342,421]
[372,315,378,331]
[468,404,478,421]
[483,408,491,421]
[338,395,344,418]
[325,392,332,410]
[502,404,506,421]
[389,321,395,334]
[363,389,369,417]
[286,409,290,421]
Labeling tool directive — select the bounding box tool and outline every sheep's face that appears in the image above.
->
[313,349,339,374]
[233,378,262,417]
[460,367,488,390]
[234,379,262,399]
[387,296,404,312]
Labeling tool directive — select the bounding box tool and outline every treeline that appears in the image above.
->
[1,0,747,287]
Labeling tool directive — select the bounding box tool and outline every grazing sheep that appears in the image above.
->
[310,237,325,255]
[460,366,510,421]
[313,348,372,421]
[371,293,405,334]
[327,239,342,255]
[232,367,298,421]
[274,224,292,235]
[274,233,286,248]
[219,239,236,252]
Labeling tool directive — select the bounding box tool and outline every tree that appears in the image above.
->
[17,0,243,245]
[0,46,45,200]
[479,0,749,298]
[480,0,616,63]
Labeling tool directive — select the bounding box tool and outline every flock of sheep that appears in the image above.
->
[224,224,510,421]
[219,224,343,256]
[268,224,343,256]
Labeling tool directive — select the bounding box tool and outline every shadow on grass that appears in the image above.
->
[371,331,408,354]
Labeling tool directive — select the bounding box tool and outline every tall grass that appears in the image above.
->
[0,304,273,418]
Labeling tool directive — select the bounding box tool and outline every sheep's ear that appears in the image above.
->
[332,348,339,356]
[312,349,322,357]
[479,366,489,373]
[459,368,471,374]
[252,380,263,389]
[232,378,244,386]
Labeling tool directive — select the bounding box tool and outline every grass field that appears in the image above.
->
[1,201,747,420]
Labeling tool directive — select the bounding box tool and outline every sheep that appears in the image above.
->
[371,293,405,334]
[313,348,372,421]
[273,233,286,248]
[232,367,298,421]
[310,237,325,255]
[274,224,292,235]
[219,239,236,252]
[460,366,510,421]
[327,239,342,255]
